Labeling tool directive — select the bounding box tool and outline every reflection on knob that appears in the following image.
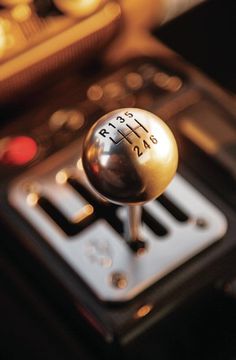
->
[82,108,178,249]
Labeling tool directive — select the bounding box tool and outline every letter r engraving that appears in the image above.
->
[99,129,109,138]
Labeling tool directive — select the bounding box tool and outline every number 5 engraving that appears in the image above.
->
[124,111,133,118]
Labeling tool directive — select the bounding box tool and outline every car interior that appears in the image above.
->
[0,1,236,359]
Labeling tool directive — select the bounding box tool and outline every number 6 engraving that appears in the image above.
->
[150,135,158,144]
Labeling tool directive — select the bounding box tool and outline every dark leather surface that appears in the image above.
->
[1,251,236,360]
[0,248,94,360]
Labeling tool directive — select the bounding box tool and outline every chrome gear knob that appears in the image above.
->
[82,108,178,247]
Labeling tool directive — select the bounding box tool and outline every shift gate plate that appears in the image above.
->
[8,140,227,302]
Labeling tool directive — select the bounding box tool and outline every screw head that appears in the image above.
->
[111,272,128,289]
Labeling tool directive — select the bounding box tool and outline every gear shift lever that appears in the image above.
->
[82,108,178,250]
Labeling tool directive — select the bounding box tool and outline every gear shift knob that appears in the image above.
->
[82,108,178,248]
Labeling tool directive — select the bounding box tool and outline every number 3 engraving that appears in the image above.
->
[116,116,125,123]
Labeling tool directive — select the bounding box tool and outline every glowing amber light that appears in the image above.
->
[134,304,153,319]
[126,72,143,90]
[11,4,32,22]
[54,0,101,17]
[0,0,32,6]
[72,204,94,223]
[87,84,103,101]
[0,18,8,56]
[0,136,38,166]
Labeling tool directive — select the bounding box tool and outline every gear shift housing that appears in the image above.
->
[10,107,227,301]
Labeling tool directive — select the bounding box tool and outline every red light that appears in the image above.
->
[1,136,38,166]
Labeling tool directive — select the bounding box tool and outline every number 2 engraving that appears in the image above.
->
[133,146,143,157]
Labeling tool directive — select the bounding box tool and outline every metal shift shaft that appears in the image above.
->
[126,205,142,242]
